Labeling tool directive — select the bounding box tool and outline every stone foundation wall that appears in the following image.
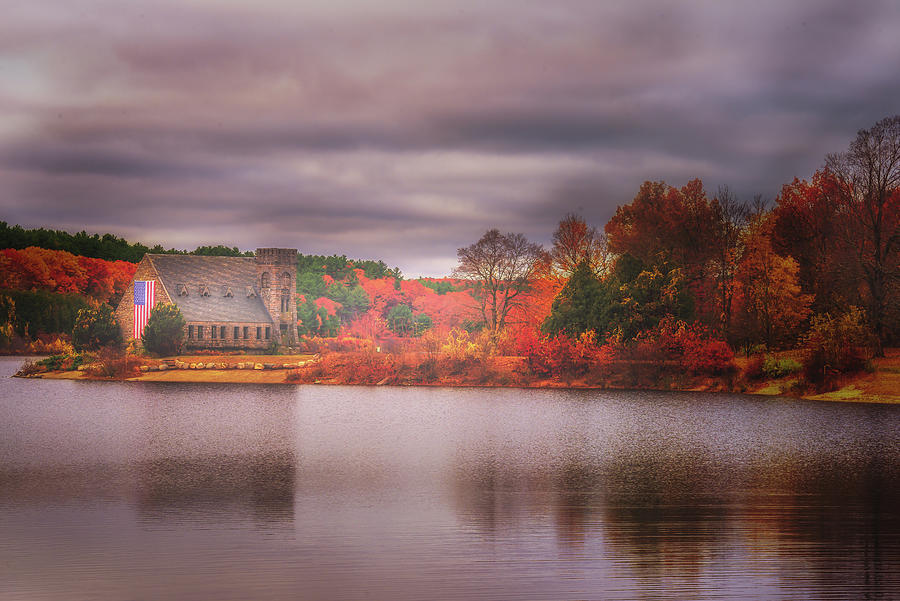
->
[184,321,276,350]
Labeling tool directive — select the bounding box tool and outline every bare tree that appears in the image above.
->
[549,213,610,279]
[455,229,544,334]
[826,115,900,354]
[710,185,751,338]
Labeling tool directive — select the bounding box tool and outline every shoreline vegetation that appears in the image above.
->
[3,118,898,400]
[12,348,900,404]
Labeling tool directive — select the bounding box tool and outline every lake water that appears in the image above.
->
[1,356,899,600]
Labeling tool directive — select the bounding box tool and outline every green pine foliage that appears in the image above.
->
[542,261,612,339]
[72,304,122,351]
[141,303,186,356]
[297,298,340,337]
[386,304,432,336]
[297,298,323,336]
[297,271,329,297]
[296,252,401,281]
[417,279,459,295]
[0,289,91,337]
[191,245,253,257]
[0,221,253,262]
[326,283,370,321]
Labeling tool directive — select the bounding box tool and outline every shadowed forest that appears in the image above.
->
[4,116,898,395]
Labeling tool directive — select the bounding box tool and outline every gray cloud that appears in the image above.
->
[1,0,899,275]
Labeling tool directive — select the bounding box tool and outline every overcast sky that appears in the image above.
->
[1,0,898,276]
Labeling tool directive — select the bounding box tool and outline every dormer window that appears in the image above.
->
[177,284,188,297]
[223,286,234,298]
[246,286,258,298]
[199,285,210,297]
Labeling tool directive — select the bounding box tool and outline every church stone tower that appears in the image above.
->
[256,248,298,346]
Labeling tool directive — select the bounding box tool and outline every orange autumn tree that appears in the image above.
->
[771,169,859,314]
[411,285,474,334]
[549,213,610,279]
[605,179,717,281]
[0,247,135,303]
[732,217,812,351]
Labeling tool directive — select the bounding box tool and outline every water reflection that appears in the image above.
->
[0,452,296,528]
[2,358,900,601]
[136,451,295,525]
[449,393,900,598]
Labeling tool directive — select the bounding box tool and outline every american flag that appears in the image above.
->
[133,280,156,339]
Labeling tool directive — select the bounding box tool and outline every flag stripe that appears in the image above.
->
[133,280,155,339]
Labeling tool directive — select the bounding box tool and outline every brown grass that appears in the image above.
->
[804,348,900,403]
[23,348,900,402]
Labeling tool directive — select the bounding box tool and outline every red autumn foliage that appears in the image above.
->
[351,270,477,334]
[344,312,389,339]
[0,246,136,303]
[517,328,614,379]
[771,169,852,309]
[605,179,717,278]
[627,317,735,375]
[303,350,399,384]
[314,297,340,316]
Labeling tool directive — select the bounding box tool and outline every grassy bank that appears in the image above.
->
[22,349,900,403]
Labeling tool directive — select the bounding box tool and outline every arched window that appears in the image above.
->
[279,271,292,312]
[260,272,271,288]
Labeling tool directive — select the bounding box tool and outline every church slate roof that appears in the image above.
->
[147,255,274,323]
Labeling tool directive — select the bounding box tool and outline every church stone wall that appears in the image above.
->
[255,248,298,345]
[114,256,172,344]
[117,249,299,351]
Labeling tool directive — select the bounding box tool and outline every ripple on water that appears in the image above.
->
[1,357,899,600]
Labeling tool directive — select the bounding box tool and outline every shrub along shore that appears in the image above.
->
[17,348,900,404]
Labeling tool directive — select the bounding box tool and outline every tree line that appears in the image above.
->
[0,222,253,262]
[455,115,899,372]
[3,115,897,390]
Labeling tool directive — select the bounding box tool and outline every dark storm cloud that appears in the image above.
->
[1,0,899,275]
[2,145,222,178]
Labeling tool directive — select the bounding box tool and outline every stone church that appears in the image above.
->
[115,248,298,349]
